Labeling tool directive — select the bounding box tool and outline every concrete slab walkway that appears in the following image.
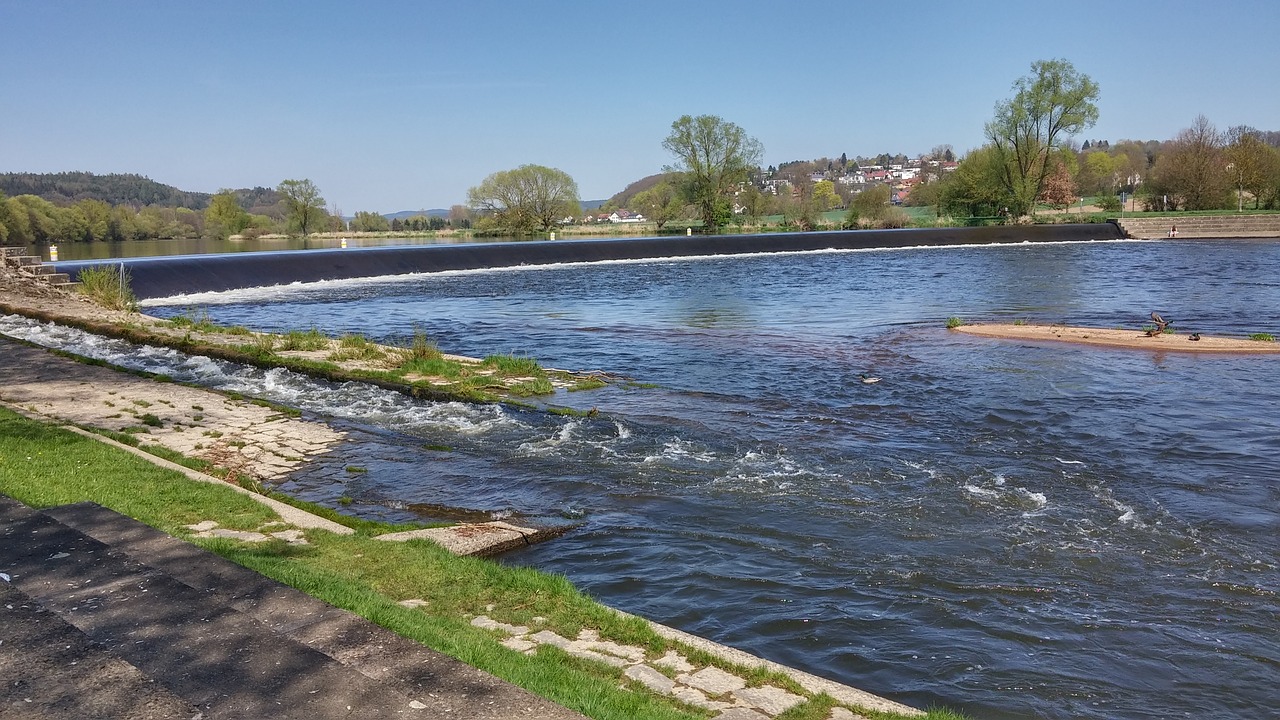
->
[0,495,587,720]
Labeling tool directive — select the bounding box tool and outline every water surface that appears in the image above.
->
[20,238,1280,719]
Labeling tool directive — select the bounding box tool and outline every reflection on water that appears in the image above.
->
[21,238,1280,720]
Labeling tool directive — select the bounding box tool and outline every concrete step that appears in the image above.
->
[35,272,72,285]
[1,246,28,257]
[0,579,200,719]
[1,497,585,720]
[22,264,58,275]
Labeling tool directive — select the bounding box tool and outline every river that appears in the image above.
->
[10,237,1279,719]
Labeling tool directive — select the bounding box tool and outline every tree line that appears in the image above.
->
[7,60,1279,247]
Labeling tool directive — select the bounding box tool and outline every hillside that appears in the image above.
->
[0,172,211,209]
[606,173,676,209]
[0,172,284,216]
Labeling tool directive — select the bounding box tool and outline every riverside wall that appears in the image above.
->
[57,223,1126,300]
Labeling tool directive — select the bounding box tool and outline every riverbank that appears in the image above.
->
[954,322,1280,353]
[0,268,941,720]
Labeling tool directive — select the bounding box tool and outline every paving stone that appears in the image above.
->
[577,628,600,642]
[580,639,646,663]
[569,647,630,668]
[680,666,748,695]
[397,599,429,609]
[715,709,771,720]
[187,520,218,532]
[470,615,530,636]
[270,529,308,545]
[653,649,695,673]
[733,685,806,716]
[502,637,538,653]
[672,686,734,712]
[530,629,573,649]
[624,664,675,695]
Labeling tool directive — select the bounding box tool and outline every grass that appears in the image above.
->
[1249,332,1275,342]
[0,405,960,720]
[946,316,964,329]
[76,264,138,311]
[278,327,330,351]
[328,334,388,362]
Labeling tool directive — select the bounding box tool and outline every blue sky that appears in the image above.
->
[2,0,1277,213]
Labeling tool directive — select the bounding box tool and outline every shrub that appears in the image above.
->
[77,264,137,311]
[879,207,910,229]
[1249,333,1275,342]
[1096,195,1123,212]
[946,316,964,329]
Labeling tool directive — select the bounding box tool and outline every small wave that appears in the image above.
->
[642,438,719,465]
[1055,457,1086,466]
[964,484,1001,499]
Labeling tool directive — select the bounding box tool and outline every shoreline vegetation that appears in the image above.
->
[0,262,954,720]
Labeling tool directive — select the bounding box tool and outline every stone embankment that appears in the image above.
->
[1114,214,1280,239]
[1,246,73,289]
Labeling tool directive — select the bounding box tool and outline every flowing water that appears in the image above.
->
[6,238,1278,719]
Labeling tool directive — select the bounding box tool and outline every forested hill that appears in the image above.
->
[0,172,283,215]
[0,172,215,209]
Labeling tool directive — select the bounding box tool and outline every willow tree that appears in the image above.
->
[662,114,763,232]
[467,164,579,233]
[986,59,1099,217]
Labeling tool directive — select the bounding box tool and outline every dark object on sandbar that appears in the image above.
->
[1147,311,1170,336]
[1189,333,1201,341]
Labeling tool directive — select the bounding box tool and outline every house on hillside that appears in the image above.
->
[608,210,645,223]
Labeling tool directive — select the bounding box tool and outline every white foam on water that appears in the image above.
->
[517,418,583,456]
[1055,457,1086,466]
[642,437,719,465]
[1,313,524,438]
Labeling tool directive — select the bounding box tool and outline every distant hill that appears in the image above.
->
[606,173,676,209]
[0,172,212,209]
[0,171,286,217]
[382,209,450,220]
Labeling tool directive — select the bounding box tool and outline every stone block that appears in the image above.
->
[733,685,805,716]
[680,666,747,695]
[624,664,674,694]
[653,649,695,673]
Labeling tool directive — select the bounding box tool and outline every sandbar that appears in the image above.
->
[955,323,1280,354]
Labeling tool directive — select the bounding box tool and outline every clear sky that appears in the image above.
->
[3,0,1277,213]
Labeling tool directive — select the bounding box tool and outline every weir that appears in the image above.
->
[56,223,1125,300]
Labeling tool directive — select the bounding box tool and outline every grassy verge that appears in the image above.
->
[0,405,960,720]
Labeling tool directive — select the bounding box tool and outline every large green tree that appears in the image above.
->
[986,59,1099,216]
[662,114,763,232]
[205,190,251,239]
[467,164,579,233]
[1225,126,1277,210]
[277,178,326,236]
[630,180,684,230]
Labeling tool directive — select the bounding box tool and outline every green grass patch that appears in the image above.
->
[1249,332,1275,342]
[279,327,330,351]
[76,264,138,311]
[946,316,964,329]
[482,354,544,376]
